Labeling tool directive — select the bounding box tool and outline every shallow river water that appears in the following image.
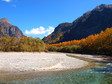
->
[0,55,112,84]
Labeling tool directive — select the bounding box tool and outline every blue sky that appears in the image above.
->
[0,0,112,39]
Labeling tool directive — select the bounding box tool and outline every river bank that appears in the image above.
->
[0,52,89,72]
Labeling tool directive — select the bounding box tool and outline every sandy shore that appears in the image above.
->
[0,52,88,72]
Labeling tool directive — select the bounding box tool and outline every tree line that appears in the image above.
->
[47,27,112,56]
[0,36,45,52]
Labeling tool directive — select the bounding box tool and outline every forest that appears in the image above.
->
[0,36,45,52]
[0,27,112,56]
[47,27,112,56]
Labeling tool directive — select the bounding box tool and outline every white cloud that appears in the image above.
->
[45,26,55,36]
[2,0,11,2]
[25,26,55,36]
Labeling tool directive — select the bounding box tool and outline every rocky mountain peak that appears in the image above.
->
[43,4,112,43]
[0,18,24,38]
[93,4,112,12]
[0,18,11,25]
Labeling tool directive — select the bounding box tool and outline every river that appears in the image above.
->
[0,54,112,84]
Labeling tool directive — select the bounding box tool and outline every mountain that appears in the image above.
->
[0,18,24,38]
[43,4,112,44]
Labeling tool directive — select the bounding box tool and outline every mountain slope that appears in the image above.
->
[0,18,24,38]
[43,4,112,44]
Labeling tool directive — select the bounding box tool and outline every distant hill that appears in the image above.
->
[0,18,24,38]
[43,4,112,44]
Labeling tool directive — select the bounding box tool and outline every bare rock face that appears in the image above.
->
[0,18,24,38]
[43,4,112,44]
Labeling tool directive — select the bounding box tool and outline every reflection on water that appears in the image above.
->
[0,57,112,84]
